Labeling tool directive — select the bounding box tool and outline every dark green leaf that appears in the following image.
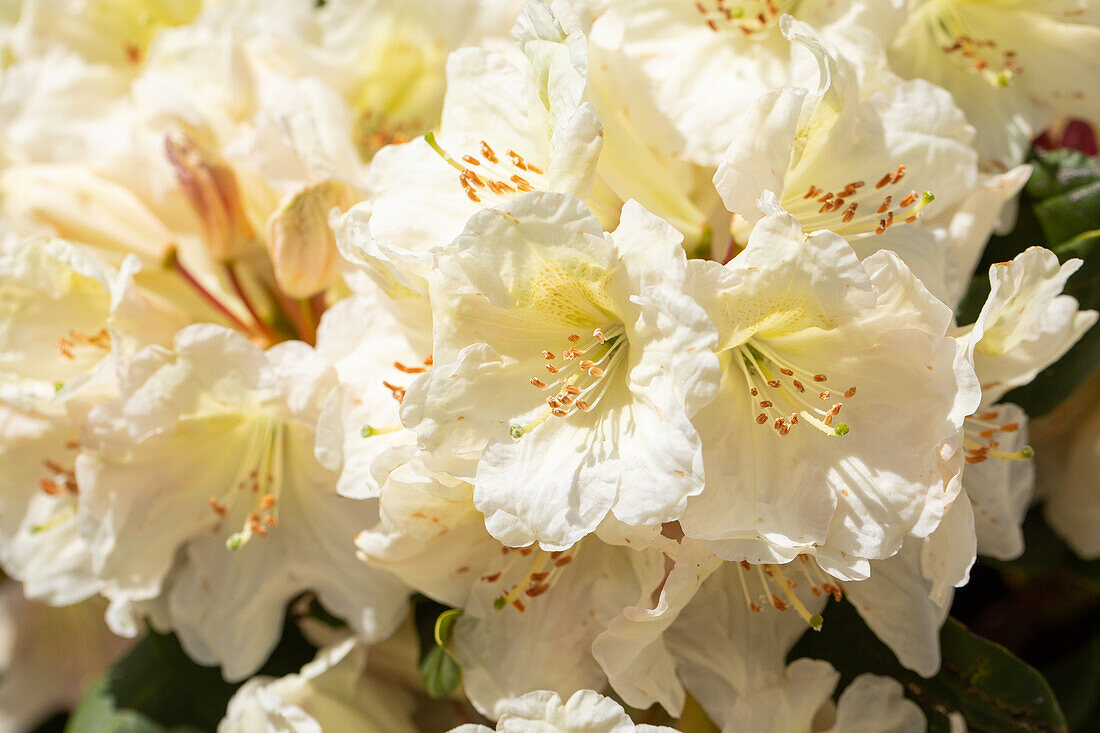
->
[790,600,1067,732]
[1027,151,1100,247]
[419,646,462,699]
[65,612,318,733]
[64,630,235,733]
[65,677,201,733]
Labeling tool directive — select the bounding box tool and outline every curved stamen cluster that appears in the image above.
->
[786,166,935,239]
[425,133,545,204]
[38,457,78,496]
[735,555,842,629]
[483,545,578,613]
[512,325,627,438]
[215,422,286,550]
[377,355,434,408]
[28,442,81,533]
[693,0,788,36]
[963,409,1033,464]
[56,328,111,361]
[931,8,1022,87]
[735,342,854,437]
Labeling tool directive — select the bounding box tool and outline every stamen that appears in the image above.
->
[360,424,401,438]
[735,343,854,438]
[393,361,426,374]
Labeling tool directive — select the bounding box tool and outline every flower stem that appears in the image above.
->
[166,249,262,339]
[224,262,279,343]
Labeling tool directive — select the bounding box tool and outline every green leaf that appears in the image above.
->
[790,600,1067,732]
[956,148,1100,416]
[419,646,463,699]
[65,614,318,733]
[64,630,236,733]
[65,677,202,733]
[412,596,464,699]
[958,149,1100,322]
[1027,151,1100,247]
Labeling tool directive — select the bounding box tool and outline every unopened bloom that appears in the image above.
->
[266,180,358,298]
[165,133,259,263]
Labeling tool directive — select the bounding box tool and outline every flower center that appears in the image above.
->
[481,545,578,613]
[29,440,82,534]
[55,328,111,362]
[782,166,936,239]
[928,2,1022,87]
[511,326,627,438]
[736,555,842,629]
[734,342,855,437]
[210,421,286,550]
[356,112,423,160]
[37,457,78,497]
[963,409,1033,464]
[425,132,546,205]
[692,0,796,37]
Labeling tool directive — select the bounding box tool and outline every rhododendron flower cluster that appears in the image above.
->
[1,0,1098,731]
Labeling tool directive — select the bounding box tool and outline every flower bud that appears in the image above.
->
[266,180,357,299]
[164,134,255,262]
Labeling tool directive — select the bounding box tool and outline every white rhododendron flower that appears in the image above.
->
[967,247,1097,407]
[714,18,1027,302]
[630,551,927,730]
[76,325,408,680]
[681,209,979,578]
[587,0,905,165]
[401,192,719,549]
[0,238,180,604]
[450,689,676,732]
[0,0,1096,728]
[219,638,419,733]
[889,0,1100,168]
[957,247,1097,559]
[356,448,670,718]
[345,0,601,297]
[314,286,431,500]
